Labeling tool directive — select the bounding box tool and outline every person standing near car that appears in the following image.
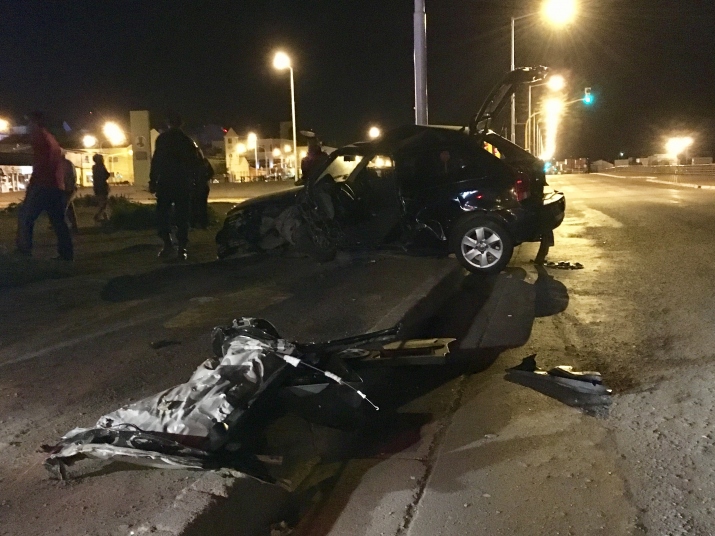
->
[299,132,328,184]
[91,153,110,222]
[61,153,79,233]
[149,113,203,261]
[190,154,213,229]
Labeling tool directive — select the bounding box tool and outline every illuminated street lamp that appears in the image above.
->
[665,136,694,164]
[273,51,299,181]
[103,121,126,146]
[511,0,577,143]
[236,142,247,154]
[82,134,98,148]
[368,126,382,139]
[0,118,10,133]
[284,144,292,154]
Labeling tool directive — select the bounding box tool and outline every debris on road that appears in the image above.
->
[532,259,584,270]
[42,318,452,480]
[149,339,181,349]
[505,354,612,407]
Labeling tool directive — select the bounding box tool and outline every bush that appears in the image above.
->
[1,202,21,215]
[108,197,157,230]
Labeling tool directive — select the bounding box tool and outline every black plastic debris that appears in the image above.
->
[150,339,181,350]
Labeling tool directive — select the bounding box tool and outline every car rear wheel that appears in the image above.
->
[450,216,513,274]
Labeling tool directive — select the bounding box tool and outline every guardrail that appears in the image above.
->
[612,164,715,175]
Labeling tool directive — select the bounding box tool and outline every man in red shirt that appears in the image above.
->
[15,112,74,261]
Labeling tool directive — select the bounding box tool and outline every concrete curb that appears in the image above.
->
[131,261,465,536]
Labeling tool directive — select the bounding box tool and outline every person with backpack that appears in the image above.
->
[149,113,203,261]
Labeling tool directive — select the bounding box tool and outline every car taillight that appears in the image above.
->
[514,171,530,202]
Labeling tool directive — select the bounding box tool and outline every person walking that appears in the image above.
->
[190,155,213,229]
[91,154,110,222]
[149,113,202,261]
[15,111,73,261]
[61,153,79,233]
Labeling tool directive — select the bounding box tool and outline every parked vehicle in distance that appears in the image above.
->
[216,67,566,274]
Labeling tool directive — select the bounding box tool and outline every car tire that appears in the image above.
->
[217,244,237,260]
[450,216,513,275]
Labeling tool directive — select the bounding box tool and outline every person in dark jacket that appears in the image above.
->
[150,113,202,261]
[15,111,73,261]
[190,155,213,229]
[300,134,328,184]
[92,154,110,222]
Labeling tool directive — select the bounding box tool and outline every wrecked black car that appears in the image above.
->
[216,67,566,274]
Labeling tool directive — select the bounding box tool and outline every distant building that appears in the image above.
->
[590,160,614,172]
[223,129,307,182]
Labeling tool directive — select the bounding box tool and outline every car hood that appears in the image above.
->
[225,186,302,217]
[469,66,549,137]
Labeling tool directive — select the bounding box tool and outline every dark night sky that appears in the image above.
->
[1,0,714,160]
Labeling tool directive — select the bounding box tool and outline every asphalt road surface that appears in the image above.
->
[2,173,715,535]
[294,173,715,536]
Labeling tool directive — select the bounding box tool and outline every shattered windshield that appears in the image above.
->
[316,152,364,182]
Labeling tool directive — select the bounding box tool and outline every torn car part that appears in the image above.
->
[44,318,450,478]
[506,354,612,395]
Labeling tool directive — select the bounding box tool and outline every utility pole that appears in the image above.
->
[414,0,428,125]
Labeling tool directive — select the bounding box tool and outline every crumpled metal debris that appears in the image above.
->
[506,354,612,396]
[43,318,417,479]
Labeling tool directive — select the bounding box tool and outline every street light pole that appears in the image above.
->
[414,0,428,125]
[273,51,300,181]
[511,16,516,144]
[288,65,299,181]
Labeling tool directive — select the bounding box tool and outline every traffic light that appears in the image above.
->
[583,87,594,105]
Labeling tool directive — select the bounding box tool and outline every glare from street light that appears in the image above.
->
[540,98,565,161]
[247,132,257,149]
[0,118,10,133]
[83,134,98,148]
[368,126,381,139]
[236,143,247,154]
[546,74,566,92]
[272,147,282,157]
[273,51,291,70]
[300,150,307,159]
[103,122,126,146]
[284,144,292,153]
[665,136,693,157]
[542,0,577,26]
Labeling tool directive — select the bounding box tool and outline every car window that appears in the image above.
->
[317,154,362,182]
[396,144,500,193]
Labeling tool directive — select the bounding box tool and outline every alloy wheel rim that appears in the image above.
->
[461,226,503,269]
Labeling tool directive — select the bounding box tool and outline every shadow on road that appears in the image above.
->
[271,267,573,535]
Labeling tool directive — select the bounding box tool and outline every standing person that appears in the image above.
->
[149,113,202,261]
[15,111,73,261]
[61,153,79,233]
[190,155,213,229]
[300,132,328,184]
[91,154,110,222]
